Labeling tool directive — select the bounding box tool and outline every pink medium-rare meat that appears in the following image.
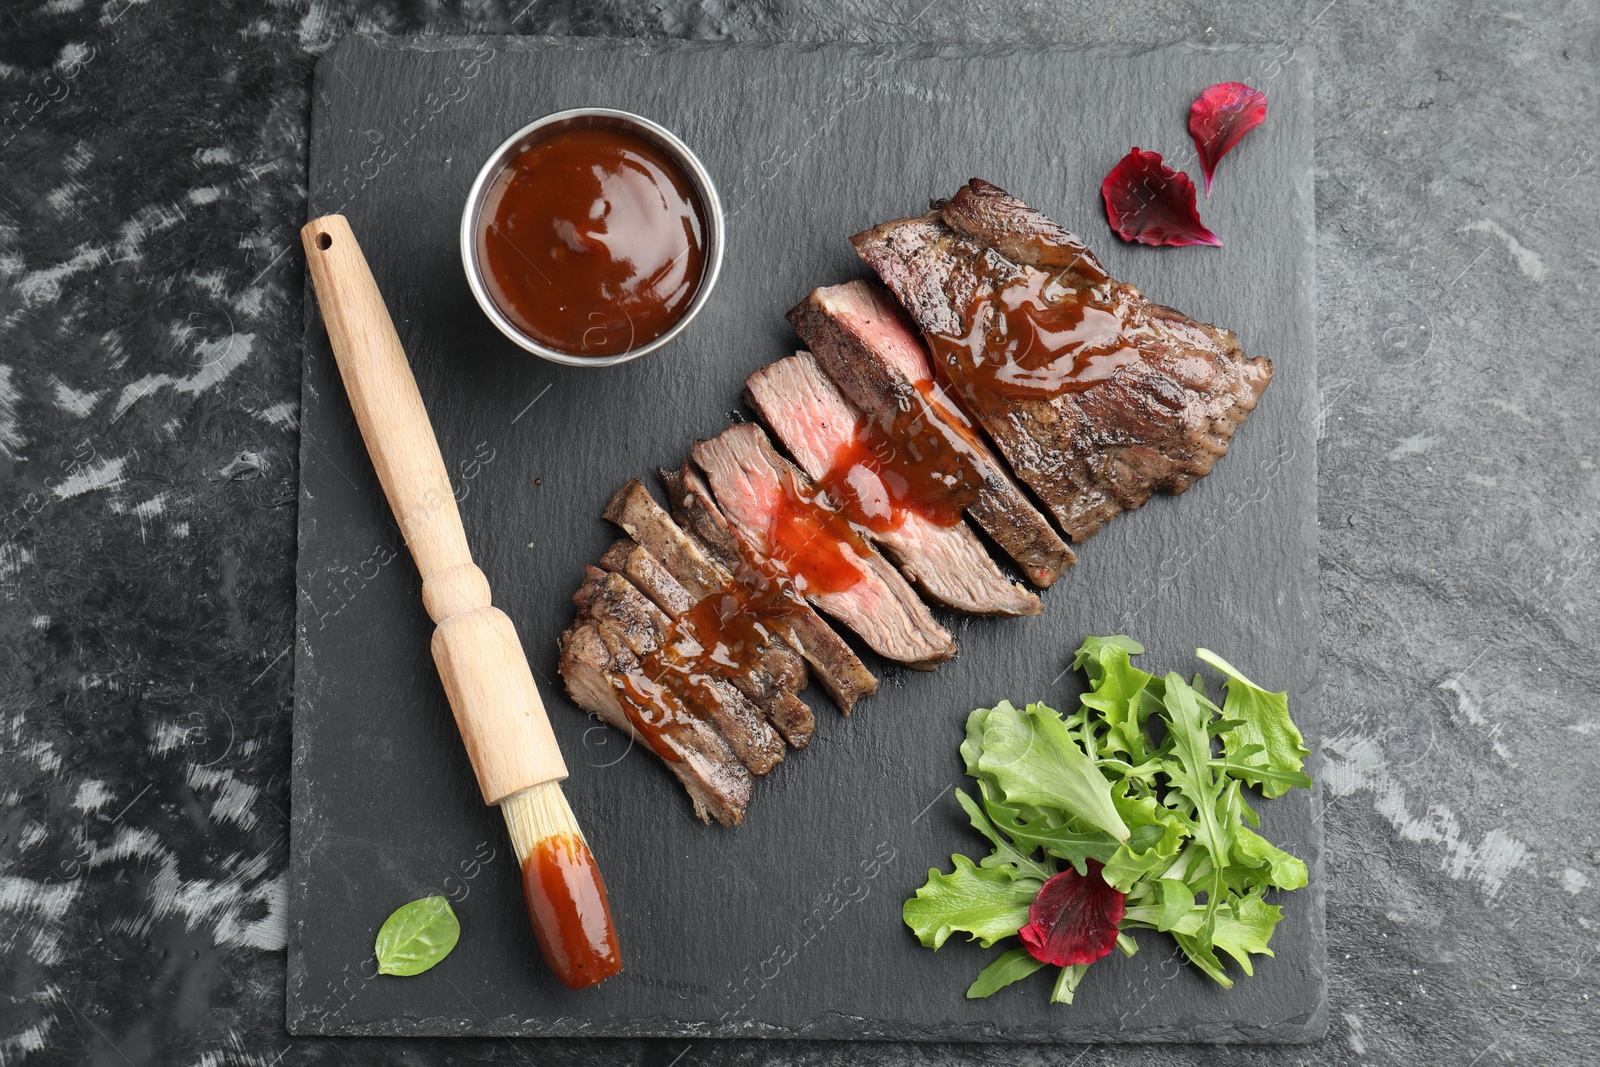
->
[744,352,1039,617]
[788,281,1075,586]
[690,424,957,669]
[660,462,878,714]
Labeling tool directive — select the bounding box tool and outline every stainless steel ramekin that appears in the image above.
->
[459,108,725,368]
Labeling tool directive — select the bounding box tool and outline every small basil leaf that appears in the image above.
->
[375,895,460,976]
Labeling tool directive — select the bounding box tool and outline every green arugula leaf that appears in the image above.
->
[1197,649,1311,799]
[1093,755,1168,788]
[1126,885,1284,988]
[968,700,1131,842]
[973,780,1120,874]
[1154,673,1231,953]
[1211,760,1314,793]
[966,947,1048,998]
[903,855,1040,950]
[375,895,460,976]
[1165,889,1283,987]
[956,788,1053,882]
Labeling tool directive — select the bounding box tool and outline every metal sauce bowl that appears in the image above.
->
[460,108,725,368]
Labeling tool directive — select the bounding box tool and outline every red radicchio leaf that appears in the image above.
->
[1189,81,1268,195]
[1101,148,1221,248]
[1017,859,1127,967]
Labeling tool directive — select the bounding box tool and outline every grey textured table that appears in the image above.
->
[1,2,1597,1065]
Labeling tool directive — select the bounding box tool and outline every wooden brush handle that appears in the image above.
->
[301,214,567,804]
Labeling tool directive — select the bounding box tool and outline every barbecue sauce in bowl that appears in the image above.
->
[477,127,707,357]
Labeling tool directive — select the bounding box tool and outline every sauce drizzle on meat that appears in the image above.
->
[680,585,783,674]
[612,670,691,763]
[763,469,871,594]
[816,401,984,533]
[928,268,1142,408]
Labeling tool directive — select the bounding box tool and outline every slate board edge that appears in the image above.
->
[284,44,336,1035]
[297,1014,1325,1043]
[288,34,1323,1043]
[328,30,1309,61]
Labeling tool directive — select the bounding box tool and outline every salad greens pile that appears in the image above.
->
[903,636,1311,1004]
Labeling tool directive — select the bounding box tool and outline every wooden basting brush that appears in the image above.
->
[301,214,622,990]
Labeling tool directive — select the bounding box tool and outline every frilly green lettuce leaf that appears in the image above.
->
[1139,887,1284,988]
[1228,824,1308,891]
[1074,637,1159,763]
[1071,634,1146,677]
[1099,789,1189,893]
[903,854,1040,950]
[966,700,1131,842]
[1198,648,1312,798]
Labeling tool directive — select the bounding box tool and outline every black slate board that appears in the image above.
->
[289,35,1320,1042]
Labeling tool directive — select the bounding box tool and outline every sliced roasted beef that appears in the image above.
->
[788,281,1075,587]
[599,538,815,749]
[572,567,786,775]
[691,424,958,669]
[660,463,743,570]
[745,352,1039,617]
[603,480,729,602]
[602,480,808,695]
[558,618,752,826]
[663,462,878,714]
[939,181,1110,276]
[852,179,1273,542]
[599,537,695,616]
